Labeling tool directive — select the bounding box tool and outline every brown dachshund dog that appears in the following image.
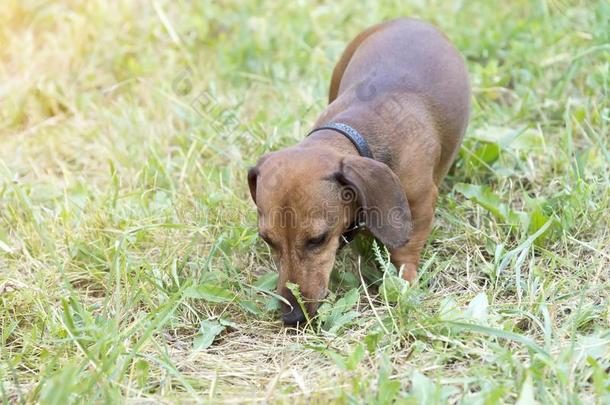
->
[248,18,470,325]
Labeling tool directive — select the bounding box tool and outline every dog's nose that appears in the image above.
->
[279,288,307,326]
[282,305,306,326]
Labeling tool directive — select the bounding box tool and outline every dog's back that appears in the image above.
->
[329,18,471,176]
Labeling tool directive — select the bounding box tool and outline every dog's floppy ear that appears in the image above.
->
[248,154,272,204]
[336,156,412,249]
[247,166,259,203]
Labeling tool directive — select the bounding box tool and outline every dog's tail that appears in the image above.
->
[328,21,391,104]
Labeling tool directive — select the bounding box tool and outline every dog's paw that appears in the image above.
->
[399,263,418,283]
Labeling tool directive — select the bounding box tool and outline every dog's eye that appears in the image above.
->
[307,232,328,249]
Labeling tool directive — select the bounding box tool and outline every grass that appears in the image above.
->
[0,0,608,403]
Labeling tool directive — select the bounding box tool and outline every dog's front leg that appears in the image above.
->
[389,185,438,282]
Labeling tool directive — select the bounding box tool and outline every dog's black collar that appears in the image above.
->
[307,122,374,160]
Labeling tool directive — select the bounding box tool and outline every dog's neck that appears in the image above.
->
[301,128,361,157]
[303,129,394,169]
[301,92,397,167]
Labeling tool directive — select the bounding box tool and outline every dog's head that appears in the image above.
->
[248,146,411,325]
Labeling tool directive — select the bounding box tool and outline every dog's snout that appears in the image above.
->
[280,290,307,326]
[282,305,306,325]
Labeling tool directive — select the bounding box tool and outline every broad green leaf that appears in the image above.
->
[464,292,489,324]
[380,274,409,304]
[253,272,278,290]
[239,300,261,315]
[193,319,226,350]
[470,126,527,147]
[465,141,500,168]
[474,142,500,164]
[327,311,360,334]
[184,284,236,303]
[454,183,521,225]
[439,297,461,321]
[322,288,360,332]
[266,297,280,311]
[332,288,359,314]
[575,335,610,360]
[510,128,544,151]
